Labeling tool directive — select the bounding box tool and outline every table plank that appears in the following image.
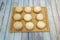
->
[50,0,60,37]
[5,0,16,40]
[45,0,58,40]
[55,0,60,20]
[54,0,60,40]
[0,0,12,40]
[0,0,8,31]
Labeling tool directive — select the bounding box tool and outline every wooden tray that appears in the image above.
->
[10,7,50,32]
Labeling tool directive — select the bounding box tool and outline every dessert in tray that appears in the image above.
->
[10,6,50,32]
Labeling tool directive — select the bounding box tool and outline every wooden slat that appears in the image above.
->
[55,0,60,20]
[50,0,60,37]
[18,0,23,6]
[4,0,19,40]
[14,33,21,40]
[23,0,29,7]
[0,0,8,32]
[45,0,58,40]
[34,33,43,40]
[40,0,45,7]
[0,0,12,40]
[43,32,51,40]
[54,0,60,40]
[21,33,28,40]
[50,0,59,40]
[33,0,38,6]
[29,0,33,7]
[29,32,35,40]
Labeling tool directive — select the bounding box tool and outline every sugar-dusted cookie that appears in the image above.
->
[37,21,46,29]
[26,22,34,30]
[15,7,23,12]
[13,14,21,20]
[24,14,32,21]
[13,21,23,30]
[34,6,41,13]
[36,13,44,20]
[24,7,31,13]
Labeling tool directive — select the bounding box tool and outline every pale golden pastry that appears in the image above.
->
[13,22,23,30]
[26,22,34,30]
[13,14,21,20]
[15,7,23,12]
[34,6,41,13]
[37,21,46,29]
[24,14,32,21]
[24,7,31,13]
[36,13,44,20]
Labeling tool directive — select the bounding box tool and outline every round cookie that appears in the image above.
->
[15,7,23,12]
[13,22,23,30]
[24,14,32,21]
[37,21,46,29]
[26,22,34,30]
[13,14,21,20]
[36,13,44,20]
[24,7,31,13]
[34,6,41,13]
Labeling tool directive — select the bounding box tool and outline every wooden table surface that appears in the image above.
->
[0,0,60,40]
